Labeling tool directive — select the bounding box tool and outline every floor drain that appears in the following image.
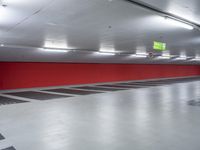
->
[187,100,200,106]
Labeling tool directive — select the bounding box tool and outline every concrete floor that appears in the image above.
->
[0,80,200,150]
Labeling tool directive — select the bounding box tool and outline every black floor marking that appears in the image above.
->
[144,82,168,84]
[94,86,126,91]
[148,77,200,84]
[72,86,123,91]
[116,83,149,88]
[188,100,200,106]
[0,134,5,140]
[112,83,144,89]
[0,96,28,106]
[5,91,71,100]
[42,88,102,95]
[1,147,16,150]
[126,82,162,86]
[119,83,150,86]
[151,82,174,84]
[97,84,134,89]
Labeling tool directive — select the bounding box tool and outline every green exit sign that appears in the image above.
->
[153,41,166,51]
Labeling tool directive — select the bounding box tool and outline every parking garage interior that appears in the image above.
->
[1,0,200,150]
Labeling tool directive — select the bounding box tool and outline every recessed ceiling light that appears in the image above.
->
[0,44,4,47]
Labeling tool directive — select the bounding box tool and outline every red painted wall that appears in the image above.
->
[0,62,200,90]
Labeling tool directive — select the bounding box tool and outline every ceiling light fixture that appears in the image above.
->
[156,56,171,59]
[164,17,194,30]
[131,54,147,58]
[135,54,147,58]
[100,48,115,53]
[191,59,200,61]
[174,56,187,60]
[191,57,200,61]
[156,53,171,59]
[41,48,68,53]
[96,52,115,56]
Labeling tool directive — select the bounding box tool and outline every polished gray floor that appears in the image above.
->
[0,79,200,150]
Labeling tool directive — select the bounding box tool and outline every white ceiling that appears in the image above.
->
[0,0,200,64]
[138,0,200,24]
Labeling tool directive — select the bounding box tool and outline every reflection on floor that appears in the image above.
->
[0,77,200,150]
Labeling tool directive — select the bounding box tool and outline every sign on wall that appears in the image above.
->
[153,41,166,51]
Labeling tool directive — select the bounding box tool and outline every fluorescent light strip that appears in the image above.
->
[41,48,68,53]
[174,57,187,60]
[191,58,200,61]
[156,56,171,59]
[136,54,147,58]
[131,54,147,58]
[96,52,115,55]
[165,17,194,30]
[99,49,116,53]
